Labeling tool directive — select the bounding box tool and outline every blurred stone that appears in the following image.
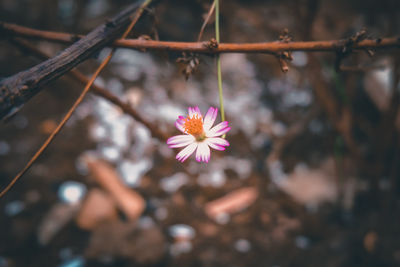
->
[84,156,145,221]
[205,187,258,220]
[234,239,251,253]
[38,203,80,245]
[86,221,166,264]
[40,119,57,134]
[76,189,118,230]
[364,231,378,253]
[278,159,338,206]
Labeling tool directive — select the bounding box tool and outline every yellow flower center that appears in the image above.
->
[183,114,205,139]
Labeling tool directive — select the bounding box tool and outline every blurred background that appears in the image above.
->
[1,0,400,266]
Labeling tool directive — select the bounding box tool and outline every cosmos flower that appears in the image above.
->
[167,106,231,163]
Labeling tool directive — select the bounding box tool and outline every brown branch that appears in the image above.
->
[0,0,151,199]
[11,38,168,141]
[0,0,147,120]
[1,22,399,54]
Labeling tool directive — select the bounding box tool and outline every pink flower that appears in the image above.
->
[167,106,231,163]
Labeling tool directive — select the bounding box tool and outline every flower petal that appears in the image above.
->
[175,116,186,133]
[206,121,231,137]
[203,107,218,131]
[176,143,198,162]
[206,137,230,151]
[167,135,195,148]
[188,106,202,118]
[196,142,211,163]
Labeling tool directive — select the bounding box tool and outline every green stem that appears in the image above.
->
[215,0,225,124]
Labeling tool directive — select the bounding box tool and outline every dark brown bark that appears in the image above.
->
[0,0,144,120]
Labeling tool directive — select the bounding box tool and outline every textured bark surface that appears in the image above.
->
[0,0,143,120]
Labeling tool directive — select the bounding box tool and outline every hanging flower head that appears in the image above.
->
[167,106,231,163]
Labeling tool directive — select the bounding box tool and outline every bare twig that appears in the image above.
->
[1,22,399,54]
[197,1,216,42]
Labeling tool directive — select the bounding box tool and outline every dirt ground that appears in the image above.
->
[1,0,400,266]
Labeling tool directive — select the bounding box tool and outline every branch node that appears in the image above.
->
[203,38,219,49]
[276,28,293,73]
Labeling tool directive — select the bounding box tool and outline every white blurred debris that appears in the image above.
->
[12,115,28,129]
[226,157,252,179]
[169,224,196,256]
[234,239,252,253]
[89,123,107,142]
[58,181,87,204]
[106,78,124,97]
[295,235,311,249]
[169,224,196,240]
[309,119,324,134]
[59,256,85,267]
[205,187,258,220]
[118,158,152,187]
[363,59,392,111]
[0,141,10,156]
[86,0,109,17]
[4,200,25,216]
[282,90,312,107]
[99,145,120,162]
[111,49,159,82]
[197,170,226,188]
[125,87,143,107]
[276,159,338,206]
[160,172,189,193]
[59,247,73,261]
[84,156,145,221]
[154,207,168,221]
[267,160,288,184]
[38,203,80,245]
[76,189,118,230]
[170,241,192,256]
[291,51,308,67]
[0,257,10,267]
[138,216,156,229]
[214,212,230,224]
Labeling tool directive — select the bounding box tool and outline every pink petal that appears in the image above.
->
[175,116,186,133]
[188,106,202,118]
[206,137,230,151]
[206,121,231,137]
[203,107,218,131]
[196,142,211,163]
[167,135,195,148]
[176,143,198,162]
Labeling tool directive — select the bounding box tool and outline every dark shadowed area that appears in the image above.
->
[1,0,400,266]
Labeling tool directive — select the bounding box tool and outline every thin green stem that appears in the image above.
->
[215,0,226,128]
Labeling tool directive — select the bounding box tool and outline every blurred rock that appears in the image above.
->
[86,221,166,264]
[39,119,57,134]
[205,187,258,220]
[278,159,338,206]
[76,189,118,230]
[84,156,145,221]
[38,203,80,245]
[364,231,378,253]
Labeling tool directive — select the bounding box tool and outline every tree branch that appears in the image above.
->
[0,0,146,120]
[1,22,399,54]
[11,38,168,141]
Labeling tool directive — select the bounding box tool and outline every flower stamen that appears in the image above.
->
[183,114,204,139]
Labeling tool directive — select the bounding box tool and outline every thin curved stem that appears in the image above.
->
[215,0,226,136]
